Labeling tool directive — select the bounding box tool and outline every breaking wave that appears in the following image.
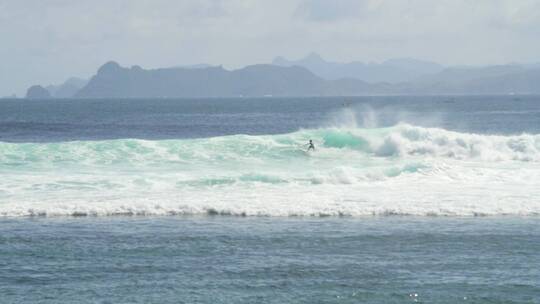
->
[1,124,540,217]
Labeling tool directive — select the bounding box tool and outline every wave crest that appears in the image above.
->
[1,124,540,217]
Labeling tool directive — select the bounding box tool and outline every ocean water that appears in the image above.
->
[1,96,540,303]
[1,96,540,217]
[2,217,539,303]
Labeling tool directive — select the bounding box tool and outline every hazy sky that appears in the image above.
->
[1,0,540,96]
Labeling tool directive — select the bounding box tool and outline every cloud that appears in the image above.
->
[295,0,368,22]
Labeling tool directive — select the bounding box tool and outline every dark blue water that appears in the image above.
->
[1,96,540,142]
[1,217,540,304]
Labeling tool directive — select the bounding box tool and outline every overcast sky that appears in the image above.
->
[1,0,540,96]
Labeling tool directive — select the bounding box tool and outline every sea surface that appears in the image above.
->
[1,96,540,303]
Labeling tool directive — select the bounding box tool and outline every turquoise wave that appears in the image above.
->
[1,124,539,168]
[2,124,540,217]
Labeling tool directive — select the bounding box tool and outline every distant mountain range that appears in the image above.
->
[46,77,88,98]
[410,64,540,95]
[24,54,540,98]
[26,77,88,99]
[74,61,377,98]
[272,53,444,83]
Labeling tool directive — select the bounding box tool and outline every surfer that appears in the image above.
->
[307,139,315,151]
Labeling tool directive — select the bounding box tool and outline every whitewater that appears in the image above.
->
[2,122,539,217]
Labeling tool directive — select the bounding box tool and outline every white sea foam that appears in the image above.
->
[1,124,540,217]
